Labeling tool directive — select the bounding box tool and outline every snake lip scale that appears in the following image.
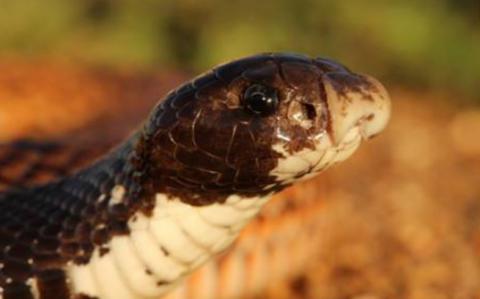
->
[0,52,390,299]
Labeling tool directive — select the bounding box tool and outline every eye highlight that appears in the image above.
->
[243,84,279,116]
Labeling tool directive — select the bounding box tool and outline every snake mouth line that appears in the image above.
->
[268,120,364,191]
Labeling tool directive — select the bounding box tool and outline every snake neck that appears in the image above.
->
[64,192,271,299]
[31,130,272,264]
[50,134,273,299]
[0,133,272,299]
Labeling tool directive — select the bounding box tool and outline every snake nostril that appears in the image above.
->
[303,103,317,120]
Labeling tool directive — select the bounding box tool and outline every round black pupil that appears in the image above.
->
[244,85,278,115]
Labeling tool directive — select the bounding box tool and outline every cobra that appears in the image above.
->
[0,53,390,299]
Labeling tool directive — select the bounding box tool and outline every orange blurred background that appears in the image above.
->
[0,1,479,298]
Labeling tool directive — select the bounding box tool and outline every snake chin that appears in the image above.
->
[269,125,363,185]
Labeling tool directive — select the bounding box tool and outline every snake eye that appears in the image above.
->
[243,84,279,116]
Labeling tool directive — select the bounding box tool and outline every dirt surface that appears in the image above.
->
[0,62,479,299]
[0,59,185,143]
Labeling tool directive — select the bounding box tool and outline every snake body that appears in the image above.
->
[0,53,390,299]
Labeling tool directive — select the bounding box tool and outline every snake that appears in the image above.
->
[0,53,390,299]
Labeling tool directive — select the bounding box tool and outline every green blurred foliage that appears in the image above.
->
[0,0,479,101]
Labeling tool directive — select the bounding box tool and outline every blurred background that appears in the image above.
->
[0,1,480,299]
[0,0,479,102]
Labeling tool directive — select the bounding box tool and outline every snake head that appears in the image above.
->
[137,53,391,204]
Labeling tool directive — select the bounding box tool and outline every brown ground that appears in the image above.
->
[0,61,479,299]
[0,59,185,143]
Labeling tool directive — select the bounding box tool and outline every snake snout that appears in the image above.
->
[323,72,391,145]
[358,75,392,139]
